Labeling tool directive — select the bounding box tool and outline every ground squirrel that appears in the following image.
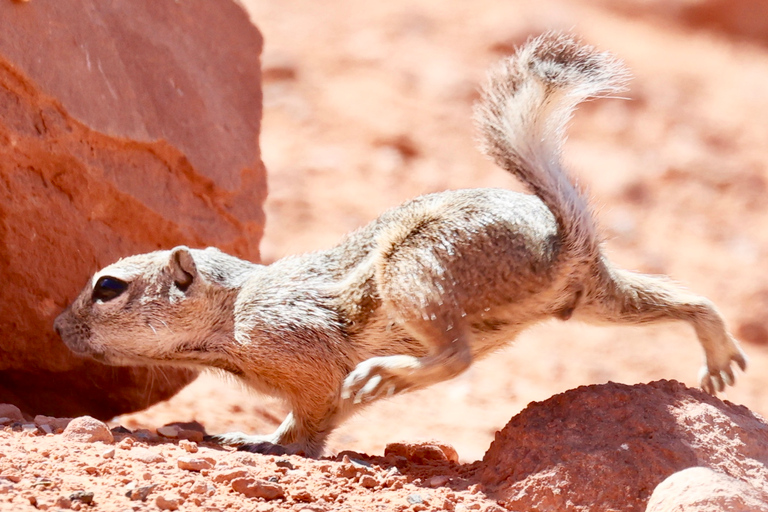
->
[55,32,747,457]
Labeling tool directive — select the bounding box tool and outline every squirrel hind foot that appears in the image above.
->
[237,441,292,456]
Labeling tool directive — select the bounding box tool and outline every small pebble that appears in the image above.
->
[290,486,313,502]
[33,415,54,426]
[2,471,21,483]
[360,474,379,488]
[335,463,359,479]
[69,490,95,505]
[31,478,53,488]
[231,477,285,500]
[53,496,71,508]
[211,468,250,483]
[275,459,295,470]
[133,428,157,442]
[178,439,198,453]
[21,423,39,435]
[224,451,261,467]
[428,475,450,487]
[385,441,459,463]
[468,483,484,494]
[62,417,114,444]
[33,415,71,431]
[178,429,205,443]
[118,437,134,449]
[189,480,209,495]
[126,484,155,501]
[156,493,181,510]
[407,493,425,505]
[0,404,23,422]
[178,457,214,472]
[130,448,166,464]
[157,426,180,438]
[102,447,116,459]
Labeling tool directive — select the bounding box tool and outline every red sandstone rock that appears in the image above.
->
[646,466,768,512]
[477,380,768,512]
[0,0,266,419]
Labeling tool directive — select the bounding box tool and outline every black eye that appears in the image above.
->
[92,276,129,303]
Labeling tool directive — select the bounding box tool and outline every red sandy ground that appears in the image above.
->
[4,0,768,510]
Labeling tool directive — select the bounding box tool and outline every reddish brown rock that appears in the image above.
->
[477,380,768,512]
[0,0,266,419]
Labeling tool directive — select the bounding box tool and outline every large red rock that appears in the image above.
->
[0,0,266,419]
[477,380,768,512]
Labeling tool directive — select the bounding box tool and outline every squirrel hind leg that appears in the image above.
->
[341,315,473,406]
[578,261,747,394]
[341,243,477,405]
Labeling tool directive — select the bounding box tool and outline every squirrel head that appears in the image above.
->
[54,246,249,366]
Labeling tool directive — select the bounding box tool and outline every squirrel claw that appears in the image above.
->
[341,356,416,404]
[698,347,747,395]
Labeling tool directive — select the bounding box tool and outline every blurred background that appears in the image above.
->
[120,0,768,461]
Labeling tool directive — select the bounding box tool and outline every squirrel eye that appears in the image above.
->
[92,276,129,303]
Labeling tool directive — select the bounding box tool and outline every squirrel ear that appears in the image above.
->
[169,246,197,291]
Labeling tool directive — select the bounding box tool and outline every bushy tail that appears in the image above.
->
[474,32,629,259]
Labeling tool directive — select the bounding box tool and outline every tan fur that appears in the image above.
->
[54,32,747,457]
